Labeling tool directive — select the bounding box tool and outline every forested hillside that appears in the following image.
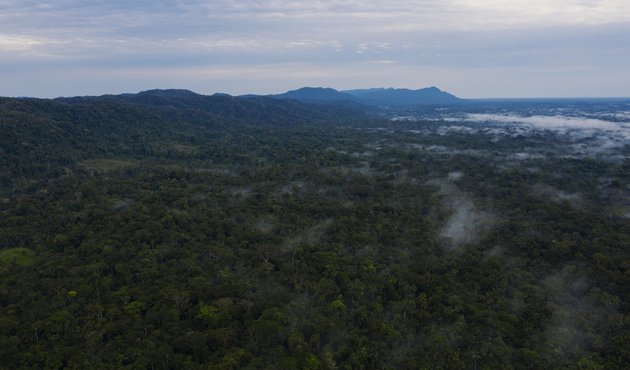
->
[1,92,629,369]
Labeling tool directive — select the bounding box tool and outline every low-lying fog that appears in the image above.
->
[390,101,630,161]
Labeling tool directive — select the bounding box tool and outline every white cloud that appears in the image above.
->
[431,180,495,250]
[3,0,630,38]
[1,1,630,97]
[464,113,621,130]
[0,34,45,52]
[424,112,630,160]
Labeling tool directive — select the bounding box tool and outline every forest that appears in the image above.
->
[1,90,630,369]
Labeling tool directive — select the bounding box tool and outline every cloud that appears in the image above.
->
[540,265,614,357]
[464,113,621,130]
[0,34,45,52]
[460,113,630,158]
[2,1,630,97]
[531,184,582,206]
[429,180,495,251]
[398,106,629,163]
[439,196,485,248]
[447,171,463,181]
[451,0,630,28]
[4,1,630,46]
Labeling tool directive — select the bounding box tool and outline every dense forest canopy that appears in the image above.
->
[1,90,630,369]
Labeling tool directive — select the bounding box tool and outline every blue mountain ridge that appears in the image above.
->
[269,86,463,106]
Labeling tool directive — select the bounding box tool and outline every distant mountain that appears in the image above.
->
[343,87,462,106]
[271,86,463,106]
[272,87,357,103]
[137,89,201,98]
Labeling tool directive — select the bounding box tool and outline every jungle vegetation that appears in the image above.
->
[1,90,629,369]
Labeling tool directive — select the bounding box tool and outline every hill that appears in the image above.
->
[58,89,364,124]
[272,87,357,103]
[343,86,463,106]
[270,86,464,106]
[0,90,368,188]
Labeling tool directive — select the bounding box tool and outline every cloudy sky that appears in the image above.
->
[1,0,629,98]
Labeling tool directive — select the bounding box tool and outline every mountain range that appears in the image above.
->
[270,86,463,106]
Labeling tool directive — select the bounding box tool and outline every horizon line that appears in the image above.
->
[2,87,630,101]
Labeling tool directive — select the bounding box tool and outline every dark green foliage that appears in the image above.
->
[0,94,629,369]
[0,248,36,267]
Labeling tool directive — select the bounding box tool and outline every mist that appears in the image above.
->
[429,178,495,251]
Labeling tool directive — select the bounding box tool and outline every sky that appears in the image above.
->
[1,0,629,98]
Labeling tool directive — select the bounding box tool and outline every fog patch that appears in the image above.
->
[611,111,630,120]
[253,216,276,234]
[389,169,414,185]
[400,111,630,159]
[464,113,621,131]
[354,162,373,176]
[282,219,333,251]
[342,200,355,209]
[409,144,488,158]
[472,114,629,157]
[507,152,545,161]
[229,186,252,199]
[411,143,448,152]
[439,197,493,250]
[430,180,495,251]
[320,162,374,178]
[364,140,387,151]
[278,180,306,195]
[111,198,133,211]
[531,184,581,205]
[365,128,395,134]
[193,167,237,177]
[481,126,531,139]
[435,125,478,136]
[483,245,504,260]
[324,147,347,155]
[447,171,463,181]
[540,266,614,358]
[350,151,374,158]
[391,115,420,122]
